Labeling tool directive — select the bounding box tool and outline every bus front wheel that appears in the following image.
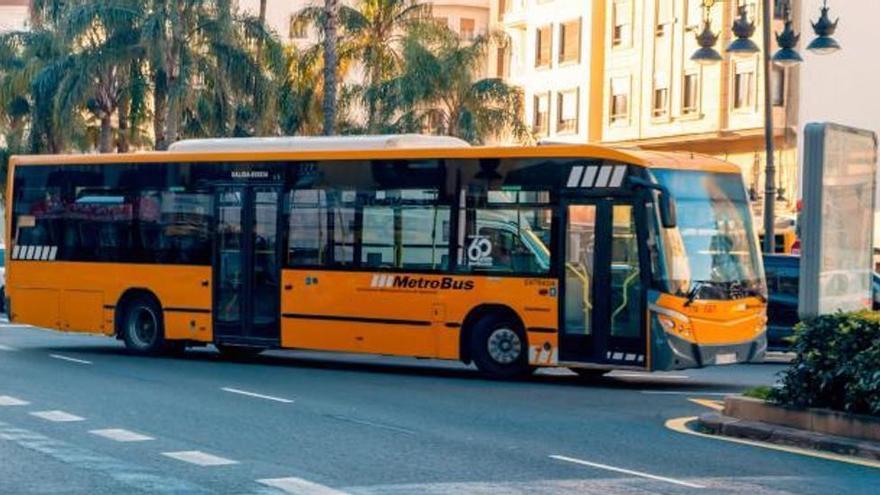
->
[470,314,529,379]
[121,296,168,355]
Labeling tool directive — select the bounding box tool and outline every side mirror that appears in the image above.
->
[659,191,677,229]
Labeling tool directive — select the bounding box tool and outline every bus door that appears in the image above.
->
[560,199,649,366]
[213,185,282,346]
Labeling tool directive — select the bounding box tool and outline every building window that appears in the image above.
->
[774,0,786,20]
[535,25,552,68]
[652,72,669,118]
[559,18,581,64]
[557,89,579,133]
[460,18,475,40]
[498,0,509,20]
[771,66,785,107]
[533,93,550,135]
[655,0,673,36]
[612,0,632,47]
[289,16,308,39]
[734,65,756,110]
[496,46,510,78]
[610,77,630,124]
[682,73,700,115]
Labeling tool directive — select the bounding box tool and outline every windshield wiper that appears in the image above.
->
[684,281,710,307]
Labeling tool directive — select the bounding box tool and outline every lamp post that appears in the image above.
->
[690,0,842,254]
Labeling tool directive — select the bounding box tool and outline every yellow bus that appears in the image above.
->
[5,135,768,378]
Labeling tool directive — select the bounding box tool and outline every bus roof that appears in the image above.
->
[10,137,741,174]
[169,134,471,152]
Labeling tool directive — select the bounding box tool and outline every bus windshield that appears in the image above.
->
[650,169,765,301]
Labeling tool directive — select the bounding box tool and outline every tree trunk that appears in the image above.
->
[117,96,130,153]
[99,114,113,153]
[153,70,168,150]
[366,61,381,133]
[256,0,267,61]
[322,0,339,136]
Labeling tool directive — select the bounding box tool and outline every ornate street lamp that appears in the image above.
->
[691,0,723,65]
[726,5,760,57]
[807,0,841,55]
[772,2,803,67]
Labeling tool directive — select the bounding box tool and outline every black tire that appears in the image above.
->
[215,344,264,361]
[571,368,609,380]
[470,313,529,379]
[121,296,167,355]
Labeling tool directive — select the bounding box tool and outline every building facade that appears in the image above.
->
[489,0,605,142]
[0,0,28,33]
[600,0,799,219]
[236,0,490,50]
[489,0,801,217]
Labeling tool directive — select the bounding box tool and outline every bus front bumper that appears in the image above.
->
[662,331,767,370]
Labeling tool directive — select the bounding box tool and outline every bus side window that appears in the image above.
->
[463,208,552,275]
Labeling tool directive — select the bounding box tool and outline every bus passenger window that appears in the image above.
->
[463,208,552,275]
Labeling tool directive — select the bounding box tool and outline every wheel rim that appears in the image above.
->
[487,327,522,365]
[128,306,158,348]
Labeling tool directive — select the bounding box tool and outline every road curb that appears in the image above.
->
[695,412,880,461]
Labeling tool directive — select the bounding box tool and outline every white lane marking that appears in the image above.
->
[162,450,238,466]
[0,395,30,406]
[90,428,154,442]
[613,372,690,379]
[641,391,736,397]
[257,477,348,495]
[30,410,85,422]
[0,344,17,351]
[221,387,293,404]
[49,354,93,365]
[550,455,705,489]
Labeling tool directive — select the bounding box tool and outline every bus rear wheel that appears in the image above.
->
[470,314,529,379]
[121,296,168,355]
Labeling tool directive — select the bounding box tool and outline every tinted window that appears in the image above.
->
[12,164,213,265]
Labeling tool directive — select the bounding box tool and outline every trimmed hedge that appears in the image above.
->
[771,312,880,416]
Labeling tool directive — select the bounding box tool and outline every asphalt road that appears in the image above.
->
[1,320,878,494]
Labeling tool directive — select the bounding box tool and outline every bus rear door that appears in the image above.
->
[560,199,649,367]
[213,185,283,347]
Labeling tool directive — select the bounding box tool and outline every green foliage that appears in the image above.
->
[771,312,880,416]
[742,385,773,401]
[0,0,530,168]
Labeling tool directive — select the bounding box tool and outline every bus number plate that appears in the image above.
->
[716,353,737,365]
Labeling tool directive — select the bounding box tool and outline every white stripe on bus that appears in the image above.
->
[566,166,584,188]
[48,246,58,260]
[580,166,599,188]
[33,246,44,260]
[25,246,35,260]
[594,166,613,188]
[41,246,51,260]
[12,245,20,260]
[609,165,628,187]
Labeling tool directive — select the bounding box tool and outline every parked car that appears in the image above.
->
[763,254,880,350]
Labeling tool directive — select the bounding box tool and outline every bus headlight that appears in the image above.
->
[655,311,693,339]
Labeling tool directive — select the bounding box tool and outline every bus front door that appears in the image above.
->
[213,185,282,347]
[560,200,648,367]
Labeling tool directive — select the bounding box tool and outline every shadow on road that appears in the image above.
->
[32,339,763,394]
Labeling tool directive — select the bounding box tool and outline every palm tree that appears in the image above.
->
[381,30,527,144]
[322,0,339,135]
[55,0,145,152]
[344,0,431,132]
